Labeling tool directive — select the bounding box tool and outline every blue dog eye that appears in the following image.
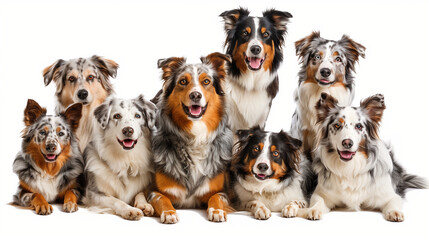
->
[135,114,141,119]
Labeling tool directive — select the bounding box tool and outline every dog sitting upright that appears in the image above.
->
[220,8,292,132]
[43,55,119,152]
[149,53,233,223]
[304,93,426,221]
[13,99,83,215]
[83,95,157,220]
[290,32,365,154]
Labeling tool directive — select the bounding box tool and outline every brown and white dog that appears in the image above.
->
[148,53,233,223]
[13,99,83,215]
[43,55,119,152]
[290,32,365,155]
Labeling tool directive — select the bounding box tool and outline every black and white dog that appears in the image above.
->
[290,32,365,154]
[303,93,426,221]
[220,8,292,132]
[83,95,157,220]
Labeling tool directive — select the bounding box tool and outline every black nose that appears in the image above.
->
[257,163,269,172]
[320,68,331,78]
[250,45,262,55]
[189,91,202,102]
[122,127,134,137]
[77,89,88,100]
[46,144,56,153]
[342,139,353,149]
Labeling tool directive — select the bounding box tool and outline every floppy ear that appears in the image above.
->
[90,55,119,93]
[93,97,114,129]
[278,130,302,173]
[219,7,250,32]
[262,9,292,43]
[135,94,157,130]
[360,93,385,123]
[200,52,231,95]
[24,99,47,126]
[158,57,186,97]
[61,103,83,133]
[43,59,66,86]
[295,31,321,63]
[315,92,339,124]
[338,35,366,72]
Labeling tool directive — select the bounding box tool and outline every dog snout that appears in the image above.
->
[189,91,202,103]
[250,45,262,55]
[342,139,353,149]
[257,163,269,172]
[46,143,57,153]
[320,68,331,78]
[122,127,134,138]
[77,89,88,100]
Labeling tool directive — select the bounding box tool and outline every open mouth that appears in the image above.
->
[316,78,335,86]
[42,153,58,163]
[337,150,356,161]
[182,103,207,119]
[117,138,138,150]
[252,171,273,181]
[245,54,266,71]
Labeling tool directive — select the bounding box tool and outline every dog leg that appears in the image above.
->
[306,193,330,220]
[31,193,53,215]
[282,200,307,218]
[134,192,154,216]
[207,193,229,222]
[93,194,143,220]
[63,189,78,213]
[381,195,404,222]
[148,191,178,224]
[245,200,271,220]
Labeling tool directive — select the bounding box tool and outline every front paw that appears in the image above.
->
[207,208,227,222]
[119,207,143,220]
[135,203,154,216]
[63,201,78,213]
[161,210,179,224]
[254,205,271,220]
[31,196,53,215]
[384,210,404,222]
[306,208,323,220]
[282,204,299,218]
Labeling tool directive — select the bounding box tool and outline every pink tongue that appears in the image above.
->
[320,79,330,83]
[257,174,266,179]
[249,57,262,69]
[190,105,202,116]
[46,154,56,160]
[123,139,135,148]
[340,151,354,159]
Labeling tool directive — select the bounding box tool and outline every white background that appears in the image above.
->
[1,0,428,239]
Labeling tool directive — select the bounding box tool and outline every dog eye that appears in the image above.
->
[135,113,141,119]
[68,76,76,82]
[253,146,260,153]
[334,123,341,130]
[272,151,279,157]
[315,55,321,60]
[355,123,363,130]
[40,130,47,136]
[203,79,211,85]
[263,32,270,38]
[179,79,188,86]
[58,132,65,137]
[335,57,342,62]
[87,75,95,80]
[242,31,249,38]
[113,114,122,119]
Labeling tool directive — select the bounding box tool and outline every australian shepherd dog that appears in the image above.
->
[290,32,365,154]
[13,99,83,215]
[228,127,310,220]
[83,95,157,220]
[148,53,233,223]
[220,8,292,132]
[303,93,426,221]
[43,55,119,152]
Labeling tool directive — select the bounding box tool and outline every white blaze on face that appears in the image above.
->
[245,17,265,70]
[315,42,335,83]
[252,133,273,177]
[330,107,363,153]
[188,66,207,119]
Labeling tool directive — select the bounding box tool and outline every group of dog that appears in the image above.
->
[12,8,426,223]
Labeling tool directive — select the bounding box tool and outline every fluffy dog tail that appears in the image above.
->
[392,159,427,198]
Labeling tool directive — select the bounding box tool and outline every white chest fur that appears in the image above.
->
[30,168,61,203]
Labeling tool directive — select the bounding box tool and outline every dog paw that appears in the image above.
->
[307,208,323,220]
[207,208,227,222]
[161,210,179,224]
[384,210,404,222]
[282,204,299,218]
[254,205,271,220]
[34,202,53,215]
[119,207,143,220]
[135,203,154,216]
[63,201,78,213]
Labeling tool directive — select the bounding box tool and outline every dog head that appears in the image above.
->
[43,55,119,110]
[94,95,157,150]
[295,32,365,87]
[315,93,385,162]
[232,127,302,182]
[22,99,82,164]
[220,8,292,75]
[157,52,230,133]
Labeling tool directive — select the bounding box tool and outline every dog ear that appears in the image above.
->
[24,99,47,126]
[360,94,385,140]
[43,59,66,87]
[158,57,186,97]
[135,94,157,130]
[94,97,114,129]
[90,55,119,93]
[262,9,292,42]
[219,7,250,32]
[295,31,321,64]
[338,35,366,72]
[278,130,302,173]
[200,52,231,96]
[61,103,83,133]
[316,92,339,124]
